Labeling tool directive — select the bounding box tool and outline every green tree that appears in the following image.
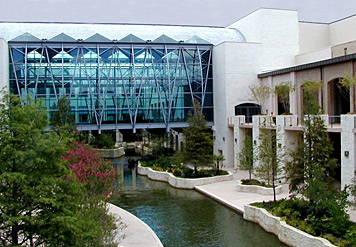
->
[0,95,121,246]
[249,83,271,111]
[182,100,213,173]
[286,80,336,198]
[339,74,356,112]
[274,81,294,113]
[238,135,254,180]
[284,80,351,235]
[213,154,225,175]
[52,95,75,131]
[255,129,281,202]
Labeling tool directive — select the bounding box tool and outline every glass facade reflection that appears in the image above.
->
[9,41,213,130]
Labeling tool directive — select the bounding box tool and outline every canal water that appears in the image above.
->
[112,157,286,247]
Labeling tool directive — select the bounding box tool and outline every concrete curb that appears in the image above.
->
[236,180,283,195]
[98,147,125,158]
[194,186,244,213]
[108,203,163,247]
[243,205,336,247]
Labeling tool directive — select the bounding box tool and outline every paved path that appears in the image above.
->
[196,169,356,223]
[108,204,163,247]
[195,180,290,213]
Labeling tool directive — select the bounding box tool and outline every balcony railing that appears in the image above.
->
[328,115,341,128]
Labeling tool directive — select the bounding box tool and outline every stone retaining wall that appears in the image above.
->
[138,164,233,189]
[236,180,283,195]
[98,147,125,158]
[108,203,163,247]
[243,205,336,247]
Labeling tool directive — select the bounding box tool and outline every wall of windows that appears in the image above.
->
[9,41,213,130]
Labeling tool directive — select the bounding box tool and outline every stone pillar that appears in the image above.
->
[252,115,261,169]
[341,115,356,190]
[115,130,123,147]
[0,39,9,97]
[289,72,297,115]
[276,115,298,181]
[233,116,246,169]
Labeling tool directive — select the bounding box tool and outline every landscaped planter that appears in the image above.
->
[243,205,336,247]
[236,180,282,195]
[138,163,233,189]
[98,147,125,158]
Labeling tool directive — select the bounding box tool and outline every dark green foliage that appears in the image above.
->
[90,132,116,149]
[255,129,281,202]
[52,95,75,130]
[285,81,337,201]
[274,81,294,113]
[254,198,355,247]
[241,179,272,188]
[140,158,228,178]
[172,169,182,177]
[213,154,225,175]
[182,100,213,172]
[149,132,174,159]
[279,80,352,246]
[238,135,254,180]
[0,95,121,246]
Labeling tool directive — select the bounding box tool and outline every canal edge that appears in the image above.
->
[108,203,164,247]
[194,186,244,214]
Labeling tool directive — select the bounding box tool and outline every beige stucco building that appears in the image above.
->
[217,8,356,190]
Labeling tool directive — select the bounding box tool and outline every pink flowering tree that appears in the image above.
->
[63,141,117,196]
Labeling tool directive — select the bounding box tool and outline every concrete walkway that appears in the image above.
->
[196,180,290,213]
[108,204,163,247]
[195,169,356,223]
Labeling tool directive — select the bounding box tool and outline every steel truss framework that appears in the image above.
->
[9,42,213,132]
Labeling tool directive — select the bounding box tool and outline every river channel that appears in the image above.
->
[112,157,286,247]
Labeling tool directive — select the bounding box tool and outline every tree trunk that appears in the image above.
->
[11,224,18,246]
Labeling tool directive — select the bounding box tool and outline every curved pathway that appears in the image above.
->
[108,203,163,247]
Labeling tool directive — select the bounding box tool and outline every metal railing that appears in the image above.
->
[328,115,341,128]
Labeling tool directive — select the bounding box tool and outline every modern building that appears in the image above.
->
[0,8,356,188]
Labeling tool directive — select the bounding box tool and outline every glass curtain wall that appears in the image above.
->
[9,42,213,130]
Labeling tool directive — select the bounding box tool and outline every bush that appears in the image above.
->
[172,168,182,177]
[241,179,272,187]
[253,198,355,247]
[152,165,165,171]
[91,133,116,149]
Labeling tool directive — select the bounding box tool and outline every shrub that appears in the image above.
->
[172,169,182,177]
[63,142,117,196]
[241,179,272,187]
[253,198,355,247]
[152,165,165,172]
[91,133,116,149]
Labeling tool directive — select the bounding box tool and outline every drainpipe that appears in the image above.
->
[353,60,355,112]
[320,67,324,111]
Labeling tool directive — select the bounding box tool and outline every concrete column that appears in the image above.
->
[341,115,356,190]
[115,130,123,147]
[233,116,246,169]
[276,116,299,179]
[289,72,297,115]
[0,39,9,100]
[252,115,261,168]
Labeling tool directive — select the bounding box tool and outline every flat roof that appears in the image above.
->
[258,53,356,78]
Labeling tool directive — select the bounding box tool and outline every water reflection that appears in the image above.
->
[112,158,286,247]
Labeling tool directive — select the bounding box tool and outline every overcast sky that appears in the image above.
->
[0,0,355,26]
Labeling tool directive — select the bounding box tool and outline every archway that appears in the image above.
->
[328,78,350,116]
[235,103,261,123]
